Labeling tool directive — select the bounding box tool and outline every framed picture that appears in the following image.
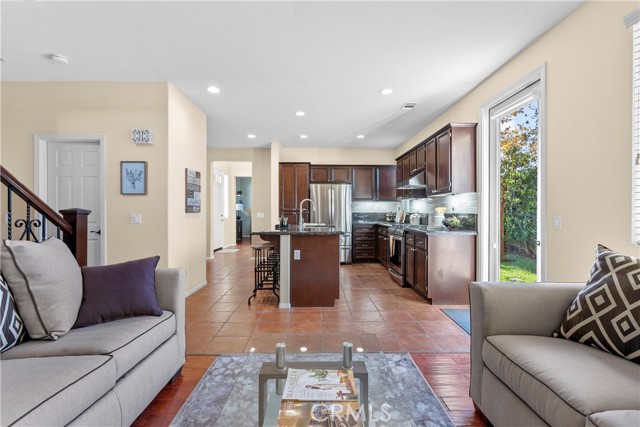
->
[121,161,147,195]
[185,168,201,213]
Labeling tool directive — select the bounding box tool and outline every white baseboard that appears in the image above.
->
[278,302,291,309]
[186,280,208,297]
[206,256,214,260]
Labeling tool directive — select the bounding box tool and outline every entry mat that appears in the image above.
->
[440,309,471,335]
[171,352,455,427]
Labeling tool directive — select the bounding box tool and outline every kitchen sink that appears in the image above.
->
[302,224,335,232]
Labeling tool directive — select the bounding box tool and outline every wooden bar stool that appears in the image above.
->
[248,242,280,305]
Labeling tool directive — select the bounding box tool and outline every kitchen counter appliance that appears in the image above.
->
[388,225,406,285]
[310,183,352,263]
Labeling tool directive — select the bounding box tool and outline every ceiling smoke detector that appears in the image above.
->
[47,54,69,65]
[401,102,418,110]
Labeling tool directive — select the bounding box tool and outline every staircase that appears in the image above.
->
[1,165,90,266]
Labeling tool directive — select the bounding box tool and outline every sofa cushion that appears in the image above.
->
[586,410,640,427]
[483,335,640,427]
[1,310,175,378]
[74,256,162,328]
[553,244,640,363]
[0,355,116,426]
[1,238,82,340]
[0,274,26,352]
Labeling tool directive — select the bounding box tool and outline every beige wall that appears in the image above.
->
[397,1,639,281]
[167,84,208,291]
[1,82,208,292]
[1,82,169,265]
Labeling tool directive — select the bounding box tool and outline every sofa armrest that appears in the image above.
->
[469,281,584,406]
[155,268,186,366]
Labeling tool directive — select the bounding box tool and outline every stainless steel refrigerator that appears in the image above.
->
[309,183,352,263]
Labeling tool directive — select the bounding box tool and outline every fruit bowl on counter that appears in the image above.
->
[442,216,462,230]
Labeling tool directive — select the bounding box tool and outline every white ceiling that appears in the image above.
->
[1,1,583,149]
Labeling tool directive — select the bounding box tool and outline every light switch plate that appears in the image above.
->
[553,215,562,230]
[257,212,265,218]
[131,213,142,224]
[294,250,301,260]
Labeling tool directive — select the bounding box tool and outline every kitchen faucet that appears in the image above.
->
[299,198,315,229]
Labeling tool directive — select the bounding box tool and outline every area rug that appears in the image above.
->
[216,248,240,253]
[171,352,454,427]
[441,308,471,335]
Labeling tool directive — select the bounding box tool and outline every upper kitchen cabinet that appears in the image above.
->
[310,166,352,183]
[279,163,310,218]
[352,166,397,201]
[425,123,476,196]
[409,143,426,176]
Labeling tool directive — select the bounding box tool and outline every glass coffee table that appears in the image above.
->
[258,361,369,427]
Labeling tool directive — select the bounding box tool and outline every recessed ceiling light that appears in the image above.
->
[247,134,256,139]
[207,86,220,94]
[379,88,393,95]
[47,53,69,65]
[295,111,305,117]
[356,135,365,139]
[300,135,308,139]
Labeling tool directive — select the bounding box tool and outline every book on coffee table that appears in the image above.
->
[277,400,363,427]
[282,368,358,401]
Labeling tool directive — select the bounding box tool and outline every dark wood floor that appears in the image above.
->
[133,239,486,427]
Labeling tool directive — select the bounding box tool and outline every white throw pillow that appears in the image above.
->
[1,238,82,340]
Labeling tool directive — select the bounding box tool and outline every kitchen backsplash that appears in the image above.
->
[351,192,478,215]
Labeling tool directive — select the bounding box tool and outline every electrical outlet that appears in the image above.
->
[294,250,301,260]
[553,215,562,230]
[130,214,142,224]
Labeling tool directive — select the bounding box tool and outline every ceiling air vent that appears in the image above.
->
[401,102,418,111]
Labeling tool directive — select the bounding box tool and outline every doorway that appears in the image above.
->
[480,66,546,282]
[235,177,252,242]
[212,167,224,251]
[34,134,105,266]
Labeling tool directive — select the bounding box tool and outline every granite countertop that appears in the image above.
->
[252,226,343,236]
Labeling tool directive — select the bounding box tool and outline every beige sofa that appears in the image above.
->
[469,281,640,427]
[0,268,186,427]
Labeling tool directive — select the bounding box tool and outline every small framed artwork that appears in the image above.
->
[185,168,201,213]
[121,161,147,195]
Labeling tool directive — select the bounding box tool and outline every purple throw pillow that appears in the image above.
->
[73,256,162,329]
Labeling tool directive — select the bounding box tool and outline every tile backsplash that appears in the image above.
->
[351,192,478,215]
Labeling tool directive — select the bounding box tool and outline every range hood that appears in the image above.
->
[397,171,427,190]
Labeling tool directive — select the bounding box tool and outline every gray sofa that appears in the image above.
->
[469,281,640,427]
[0,268,186,427]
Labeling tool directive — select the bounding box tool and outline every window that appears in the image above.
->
[628,9,640,243]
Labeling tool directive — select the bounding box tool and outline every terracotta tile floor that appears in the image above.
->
[134,239,486,426]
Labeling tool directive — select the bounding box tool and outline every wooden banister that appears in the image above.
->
[1,165,90,266]
[0,165,72,235]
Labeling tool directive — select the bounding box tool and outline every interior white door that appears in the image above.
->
[213,168,224,251]
[47,141,102,266]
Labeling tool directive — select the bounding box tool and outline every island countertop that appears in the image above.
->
[251,226,344,236]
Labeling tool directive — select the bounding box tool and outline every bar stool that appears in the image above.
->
[248,242,280,305]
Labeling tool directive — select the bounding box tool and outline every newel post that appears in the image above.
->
[60,208,91,267]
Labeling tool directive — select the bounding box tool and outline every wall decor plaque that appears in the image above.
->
[185,168,201,213]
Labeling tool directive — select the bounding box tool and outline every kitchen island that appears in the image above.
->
[252,226,343,308]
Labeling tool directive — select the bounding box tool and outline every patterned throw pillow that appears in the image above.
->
[553,244,640,363]
[0,274,26,353]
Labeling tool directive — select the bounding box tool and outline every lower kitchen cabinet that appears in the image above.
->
[404,231,476,304]
[376,226,389,267]
[353,224,376,262]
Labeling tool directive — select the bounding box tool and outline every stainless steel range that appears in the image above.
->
[388,225,406,285]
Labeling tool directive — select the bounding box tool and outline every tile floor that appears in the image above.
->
[133,239,486,427]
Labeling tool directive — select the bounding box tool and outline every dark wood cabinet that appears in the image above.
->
[404,232,427,296]
[397,122,476,197]
[279,163,310,225]
[352,167,375,200]
[310,166,352,183]
[352,165,397,201]
[404,231,476,304]
[353,224,376,262]
[376,166,397,201]
[376,225,389,267]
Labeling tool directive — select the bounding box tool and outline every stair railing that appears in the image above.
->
[1,165,90,266]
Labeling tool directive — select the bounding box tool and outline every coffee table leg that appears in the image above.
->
[258,376,266,427]
[362,372,369,427]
